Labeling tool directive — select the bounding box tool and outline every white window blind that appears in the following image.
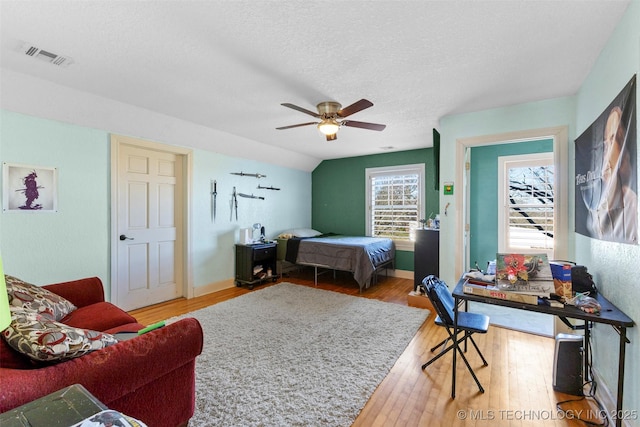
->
[499,154,555,256]
[366,164,424,248]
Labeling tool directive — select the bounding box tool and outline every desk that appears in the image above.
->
[451,277,634,427]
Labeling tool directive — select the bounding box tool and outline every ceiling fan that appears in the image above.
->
[276,99,386,141]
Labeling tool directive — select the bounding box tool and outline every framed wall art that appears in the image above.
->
[2,163,58,213]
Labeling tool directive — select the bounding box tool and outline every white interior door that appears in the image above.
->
[115,143,184,311]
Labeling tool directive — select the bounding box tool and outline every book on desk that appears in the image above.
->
[462,253,562,306]
[495,253,554,297]
[462,280,540,305]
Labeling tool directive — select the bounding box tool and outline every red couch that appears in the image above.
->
[0,277,203,427]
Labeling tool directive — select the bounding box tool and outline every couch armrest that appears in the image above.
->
[43,277,106,307]
[0,317,203,424]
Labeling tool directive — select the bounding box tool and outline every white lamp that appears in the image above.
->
[317,119,340,136]
[0,255,11,331]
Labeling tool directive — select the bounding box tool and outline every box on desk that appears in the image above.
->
[550,261,573,298]
[553,279,572,299]
[463,281,539,305]
[550,261,573,281]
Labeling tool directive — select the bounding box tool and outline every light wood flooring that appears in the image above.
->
[129,269,606,427]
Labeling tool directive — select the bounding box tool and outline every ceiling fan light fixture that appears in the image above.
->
[317,119,340,135]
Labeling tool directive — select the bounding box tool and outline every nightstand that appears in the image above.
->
[235,242,278,289]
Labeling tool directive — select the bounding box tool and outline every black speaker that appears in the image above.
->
[553,333,584,395]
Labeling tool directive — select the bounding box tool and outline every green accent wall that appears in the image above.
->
[312,148,439,271]
[469,139,553,268]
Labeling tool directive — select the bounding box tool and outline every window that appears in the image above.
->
[366,164,425,251]
[498,153,555,257]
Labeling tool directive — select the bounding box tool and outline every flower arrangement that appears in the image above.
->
[496,253,543,286]
[500,254,529,284]
[495,253,553,295]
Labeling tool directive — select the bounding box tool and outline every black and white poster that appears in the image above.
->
[575,75,637,245]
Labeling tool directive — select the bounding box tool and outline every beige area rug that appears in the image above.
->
[173,283,429,426]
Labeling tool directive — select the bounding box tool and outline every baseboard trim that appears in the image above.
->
[591,368,632,427]
[393,269,413,279]
[193,279,235,297]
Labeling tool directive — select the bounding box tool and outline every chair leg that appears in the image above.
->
[422,342,455,369]
[422,330,487,394]
[430,336,449,353]
[455,344,485,393]
[422,333,481,370]
[422,334,464,369]
[466,334,488,366]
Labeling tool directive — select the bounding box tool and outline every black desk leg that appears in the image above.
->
[452,296,458,399]
[463,300,469,352]
[584,321,590,383]
[616,327,627,427]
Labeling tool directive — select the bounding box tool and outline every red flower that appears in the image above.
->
[501,254,529,284]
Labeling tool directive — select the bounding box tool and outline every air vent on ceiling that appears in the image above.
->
[22,43,74,68]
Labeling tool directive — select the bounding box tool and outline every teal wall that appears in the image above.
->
[469,139,553,267]
[573,1,639,420]
[312,148,439,271]
[0,111,111,285]
[0,110,312,297]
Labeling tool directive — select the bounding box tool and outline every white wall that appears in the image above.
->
[191,149,311,295]
[0,109,312,297]
[0,70,320,173]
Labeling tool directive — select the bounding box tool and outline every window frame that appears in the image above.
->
[497,152,555,258]
[365,163,425,251]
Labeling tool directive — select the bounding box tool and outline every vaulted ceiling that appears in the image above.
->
[0,0,630,165]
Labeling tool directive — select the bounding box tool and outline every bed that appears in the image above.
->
[277,229,395,292]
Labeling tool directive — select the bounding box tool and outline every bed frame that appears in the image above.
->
[277,235,396,292]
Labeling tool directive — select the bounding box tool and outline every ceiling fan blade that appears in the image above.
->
[326,133,337,141]
[337,99,373,118]
[342,120,386,131]
[276,122,318,130]
[281,103,320,118]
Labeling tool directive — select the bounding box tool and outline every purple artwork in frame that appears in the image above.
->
[2,163,58,213]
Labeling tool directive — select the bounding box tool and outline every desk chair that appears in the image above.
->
[420,275,489,394]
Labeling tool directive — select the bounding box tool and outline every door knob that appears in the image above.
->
[119,234,134,241]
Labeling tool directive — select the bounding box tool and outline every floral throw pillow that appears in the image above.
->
[3,308,118,363]
[5,275,77,321]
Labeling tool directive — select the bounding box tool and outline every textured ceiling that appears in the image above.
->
[0,0,630,164]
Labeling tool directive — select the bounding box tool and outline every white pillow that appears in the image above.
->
[276,228,322,239]
[293,228,322,237]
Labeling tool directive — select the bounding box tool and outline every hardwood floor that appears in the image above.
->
[128,269,605,427]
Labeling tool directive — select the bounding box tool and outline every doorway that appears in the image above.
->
[455,126,569,278]
[456,127,569,336]
[110,135,192,311]
[469,140,555,268]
